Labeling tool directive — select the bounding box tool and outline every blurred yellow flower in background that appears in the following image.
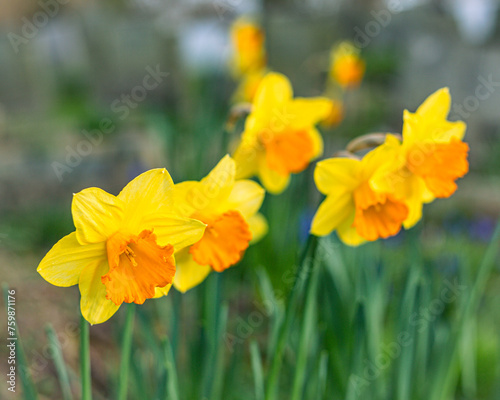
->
[321,98,345,128]
[37,169,206,324]
[232,68,268,104]
[233,72,331,194]
[230,18,267,78]
[172,155,267,292]
[310,143,409,246]
[372,88,469,228]
[329,41,365,89]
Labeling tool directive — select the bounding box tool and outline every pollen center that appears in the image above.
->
[189,210,252,272]
[103,230,175,305]
[352,182,408,241]
[262,129,314,175]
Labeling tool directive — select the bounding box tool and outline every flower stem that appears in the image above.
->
[80,314,92,400]
[118,304,136,400]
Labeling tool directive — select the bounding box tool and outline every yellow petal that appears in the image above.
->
[140,213,206,250]
[253,72,293,111]
[221,179,265,218]
[307,128,324,159]
[415,87,451,120]
[310,192,354,236]
[243,72,294,137]
[37,232,106,287]
[72,188,125,245]
[172,181,200,217]
[199,155,236,209]
[153,283,173,298]
[118,169,174,233]
[257,160,290,194]
[233,139,261,179]
[173,249,212,293]
[402,175,434,229]
[289,97,332,129]
[361,139,401,179]
[403,112,466,144]
[79,258,120,325]
[247,213,268,243]
[336,214,366,246]
[314,158,361,195]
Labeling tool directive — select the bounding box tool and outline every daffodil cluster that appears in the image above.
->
[38,156,266,324]
[311,88,469,245]
[37,21,468,327]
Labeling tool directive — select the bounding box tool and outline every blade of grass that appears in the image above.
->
[265,234,318,400]
[428,220,500,400]
[80,314,92,400]
[209,303,229,400]
[45,324,73,400]
[290,249,320,400]
[250,340,265,400]
[2,283,38,400]
[163,337,180,400]
[316,352,328,400]
[118,304,136,400]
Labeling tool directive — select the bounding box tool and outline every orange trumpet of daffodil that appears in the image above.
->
[37,169,206,324]
[310,143,409,246]
[171,155,267,292]
[371,88,469,228]
[233,72,331,194]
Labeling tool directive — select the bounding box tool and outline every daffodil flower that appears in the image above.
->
[171,155,267,292]
[329,41,365,89]
[310,144,409,246]
[233,72,331,194]
[37,169,206,324]
[230,18,267,77]
[372,88,469,228]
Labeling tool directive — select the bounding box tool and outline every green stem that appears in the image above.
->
[80,314,92,400]
[118,304,136,400]
[265,235,318,400]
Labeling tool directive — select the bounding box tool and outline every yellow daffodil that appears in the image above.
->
[329,41,365,89]
[232,72,331,194]
[172,155,267,292]
[310,144,409,246]
[230,18,266,77]
[37,169,206,324]
[372,88,469,228]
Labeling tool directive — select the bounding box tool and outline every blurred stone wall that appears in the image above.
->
[0,0,499,217]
